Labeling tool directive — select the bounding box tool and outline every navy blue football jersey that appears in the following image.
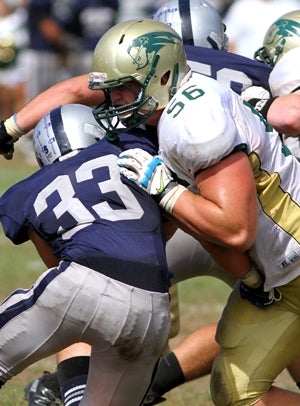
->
[0,128,168,292]
[185,45,272,95]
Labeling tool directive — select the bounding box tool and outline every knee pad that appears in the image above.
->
[210,356,234,406]
[210,355,265,406]
[168,284,180,339]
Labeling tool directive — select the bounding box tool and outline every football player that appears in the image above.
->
[0,103,171,406]
[92,18,300,405]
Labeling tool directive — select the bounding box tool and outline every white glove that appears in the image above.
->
[118,148,174,195]
[241,86,270,101]
[118,148,187,213]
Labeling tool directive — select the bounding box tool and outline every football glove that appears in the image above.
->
[241,86,270,101]
[118,148,174,194]
[241,86,275,118]
[118,148,187,213]
[0,121,17,160]
[240,281,282,308]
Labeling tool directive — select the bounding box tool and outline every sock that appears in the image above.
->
[150,351,185,397]
[57,356,90,406]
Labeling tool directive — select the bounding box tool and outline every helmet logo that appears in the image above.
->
[127,31,181,69]
[265,18,300,54]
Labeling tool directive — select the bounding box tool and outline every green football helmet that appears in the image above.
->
[254,10,300,67]
[89,19,190,138]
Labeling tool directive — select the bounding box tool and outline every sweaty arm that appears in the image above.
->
[170,151,258,278]
[171,151,257,248]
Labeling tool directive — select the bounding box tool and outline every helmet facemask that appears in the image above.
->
[254,11,300,66]
[90,71,160,140]
[254,39,286,67]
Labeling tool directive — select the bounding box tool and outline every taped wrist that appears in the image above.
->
[241,264,263,288]
[247,97,277,118]
[158,183,187,214]
[4,114,26,138]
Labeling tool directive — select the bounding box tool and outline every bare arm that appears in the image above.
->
[171,151,258,250]
[14,75,104,133]
[27,229,59,268]
[169,152,258,278]
[267,91,300,136]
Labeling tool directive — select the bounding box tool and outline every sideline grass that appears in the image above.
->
[0,150,296,405]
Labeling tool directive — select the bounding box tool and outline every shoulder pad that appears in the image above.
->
[269,48,300,96]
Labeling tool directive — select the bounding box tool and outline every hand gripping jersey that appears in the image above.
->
[158,72,300,290]
[0,128,169,293]
[185,44,272,95]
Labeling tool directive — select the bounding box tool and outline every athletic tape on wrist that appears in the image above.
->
[159,184,187,214]
[241,265,263,288]
[4,114,26,138]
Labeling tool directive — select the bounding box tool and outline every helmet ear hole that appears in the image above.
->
[161,71,170,85]
[119,34,125,44]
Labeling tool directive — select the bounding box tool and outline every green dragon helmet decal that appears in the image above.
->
[254,10,300,66]
[128,31,183,70]
[89,19,190,137]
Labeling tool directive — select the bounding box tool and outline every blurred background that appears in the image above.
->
[2,0,300,122]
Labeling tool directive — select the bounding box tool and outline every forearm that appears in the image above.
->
[170,152,258,250]
[28,229,59,268]
[8,75,102,134]
[267,93,300,136]
[199,238,252,278]
[170,189,256,251]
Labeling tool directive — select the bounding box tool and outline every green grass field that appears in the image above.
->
[0,148,296,405]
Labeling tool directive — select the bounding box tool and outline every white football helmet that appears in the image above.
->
[153,0,228,50]
[89,19,190,136]
[254,10,300,66]
[33,104,105,167]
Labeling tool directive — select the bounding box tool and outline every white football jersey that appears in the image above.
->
[158,72,300,290]
[268,47,300,160]
[269,47,300,97]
